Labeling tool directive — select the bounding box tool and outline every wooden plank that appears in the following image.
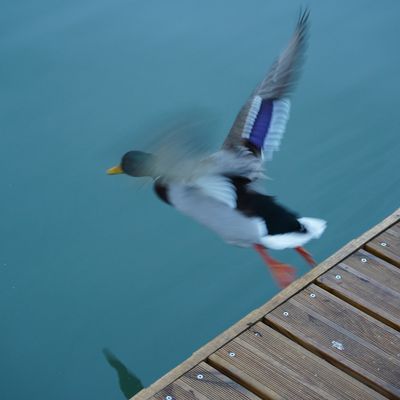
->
[132,208,400,400]
[208,322,386,400]
[265,284,400,399]
[150,362,261,400]
[365,222,400,267]
[317,249,400,330]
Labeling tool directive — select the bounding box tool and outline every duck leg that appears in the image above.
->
[253,244,296,288]
[295,246,316,267]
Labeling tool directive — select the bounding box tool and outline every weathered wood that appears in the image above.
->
[365,222,400,267]
[150,362,261,400]
[208,322,386,400]
[317,249,400,329]
[265,284,400,398]
[133,209,400,400]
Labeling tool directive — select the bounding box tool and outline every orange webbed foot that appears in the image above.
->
[253,244,296,288]
[295,246,316,267]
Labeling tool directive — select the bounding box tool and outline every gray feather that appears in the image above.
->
[222,9,310,151]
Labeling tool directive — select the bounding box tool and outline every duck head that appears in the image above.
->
[107,151,156,177]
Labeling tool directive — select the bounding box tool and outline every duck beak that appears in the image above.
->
[107,165,123,175]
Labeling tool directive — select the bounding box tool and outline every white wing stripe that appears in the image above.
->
[264,98,291,160]
[242,96,262,139]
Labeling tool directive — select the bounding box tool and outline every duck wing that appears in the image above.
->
[222,9,309,161]
[152,11,309,188]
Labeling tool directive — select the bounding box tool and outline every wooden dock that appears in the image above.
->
[133,208,400,400]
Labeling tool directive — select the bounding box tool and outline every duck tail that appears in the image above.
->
[298,217,327,239]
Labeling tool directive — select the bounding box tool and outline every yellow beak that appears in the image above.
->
[107,165,123,175]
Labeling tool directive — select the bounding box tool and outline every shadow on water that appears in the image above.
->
[103,348,144,399]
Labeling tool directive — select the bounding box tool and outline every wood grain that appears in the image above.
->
[317,249,400,329]
[265,284,400,398]
[133,209,400,400]
[150,362,261,400]
[365,222,400,267]
[209,322,386,400]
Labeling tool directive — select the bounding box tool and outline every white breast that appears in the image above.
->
[169,183,267,247]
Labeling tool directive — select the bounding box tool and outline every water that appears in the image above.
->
[1,1,399,398]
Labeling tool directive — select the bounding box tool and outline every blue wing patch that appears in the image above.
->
[242,96,291,160]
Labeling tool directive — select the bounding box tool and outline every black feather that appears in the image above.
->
[154,180,171,205]
[230,177,304,235]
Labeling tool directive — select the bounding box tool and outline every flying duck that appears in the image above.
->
[107,10,326,288]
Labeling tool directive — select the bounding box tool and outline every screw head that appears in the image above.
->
[165,396,173,400]
[380,242,387,247]
[283,311,289,316]
[331,340,344,351]
[254,331,261,337]
[310,293,316,298]
[335,274,342,280]
[361,258,367,263]
[196,374,203,380]
[228,351,236,357]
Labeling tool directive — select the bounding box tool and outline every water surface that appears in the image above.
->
[1,1,400,398]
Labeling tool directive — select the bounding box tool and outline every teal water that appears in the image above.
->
[1,1,400,398]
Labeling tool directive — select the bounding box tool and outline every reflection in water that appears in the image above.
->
[103,348,144,399]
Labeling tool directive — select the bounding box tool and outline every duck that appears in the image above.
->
[107,9,326,288]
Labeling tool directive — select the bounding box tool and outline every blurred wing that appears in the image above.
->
[194,175,237,208]
[143,119,214,182]
[222,9,309,161]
